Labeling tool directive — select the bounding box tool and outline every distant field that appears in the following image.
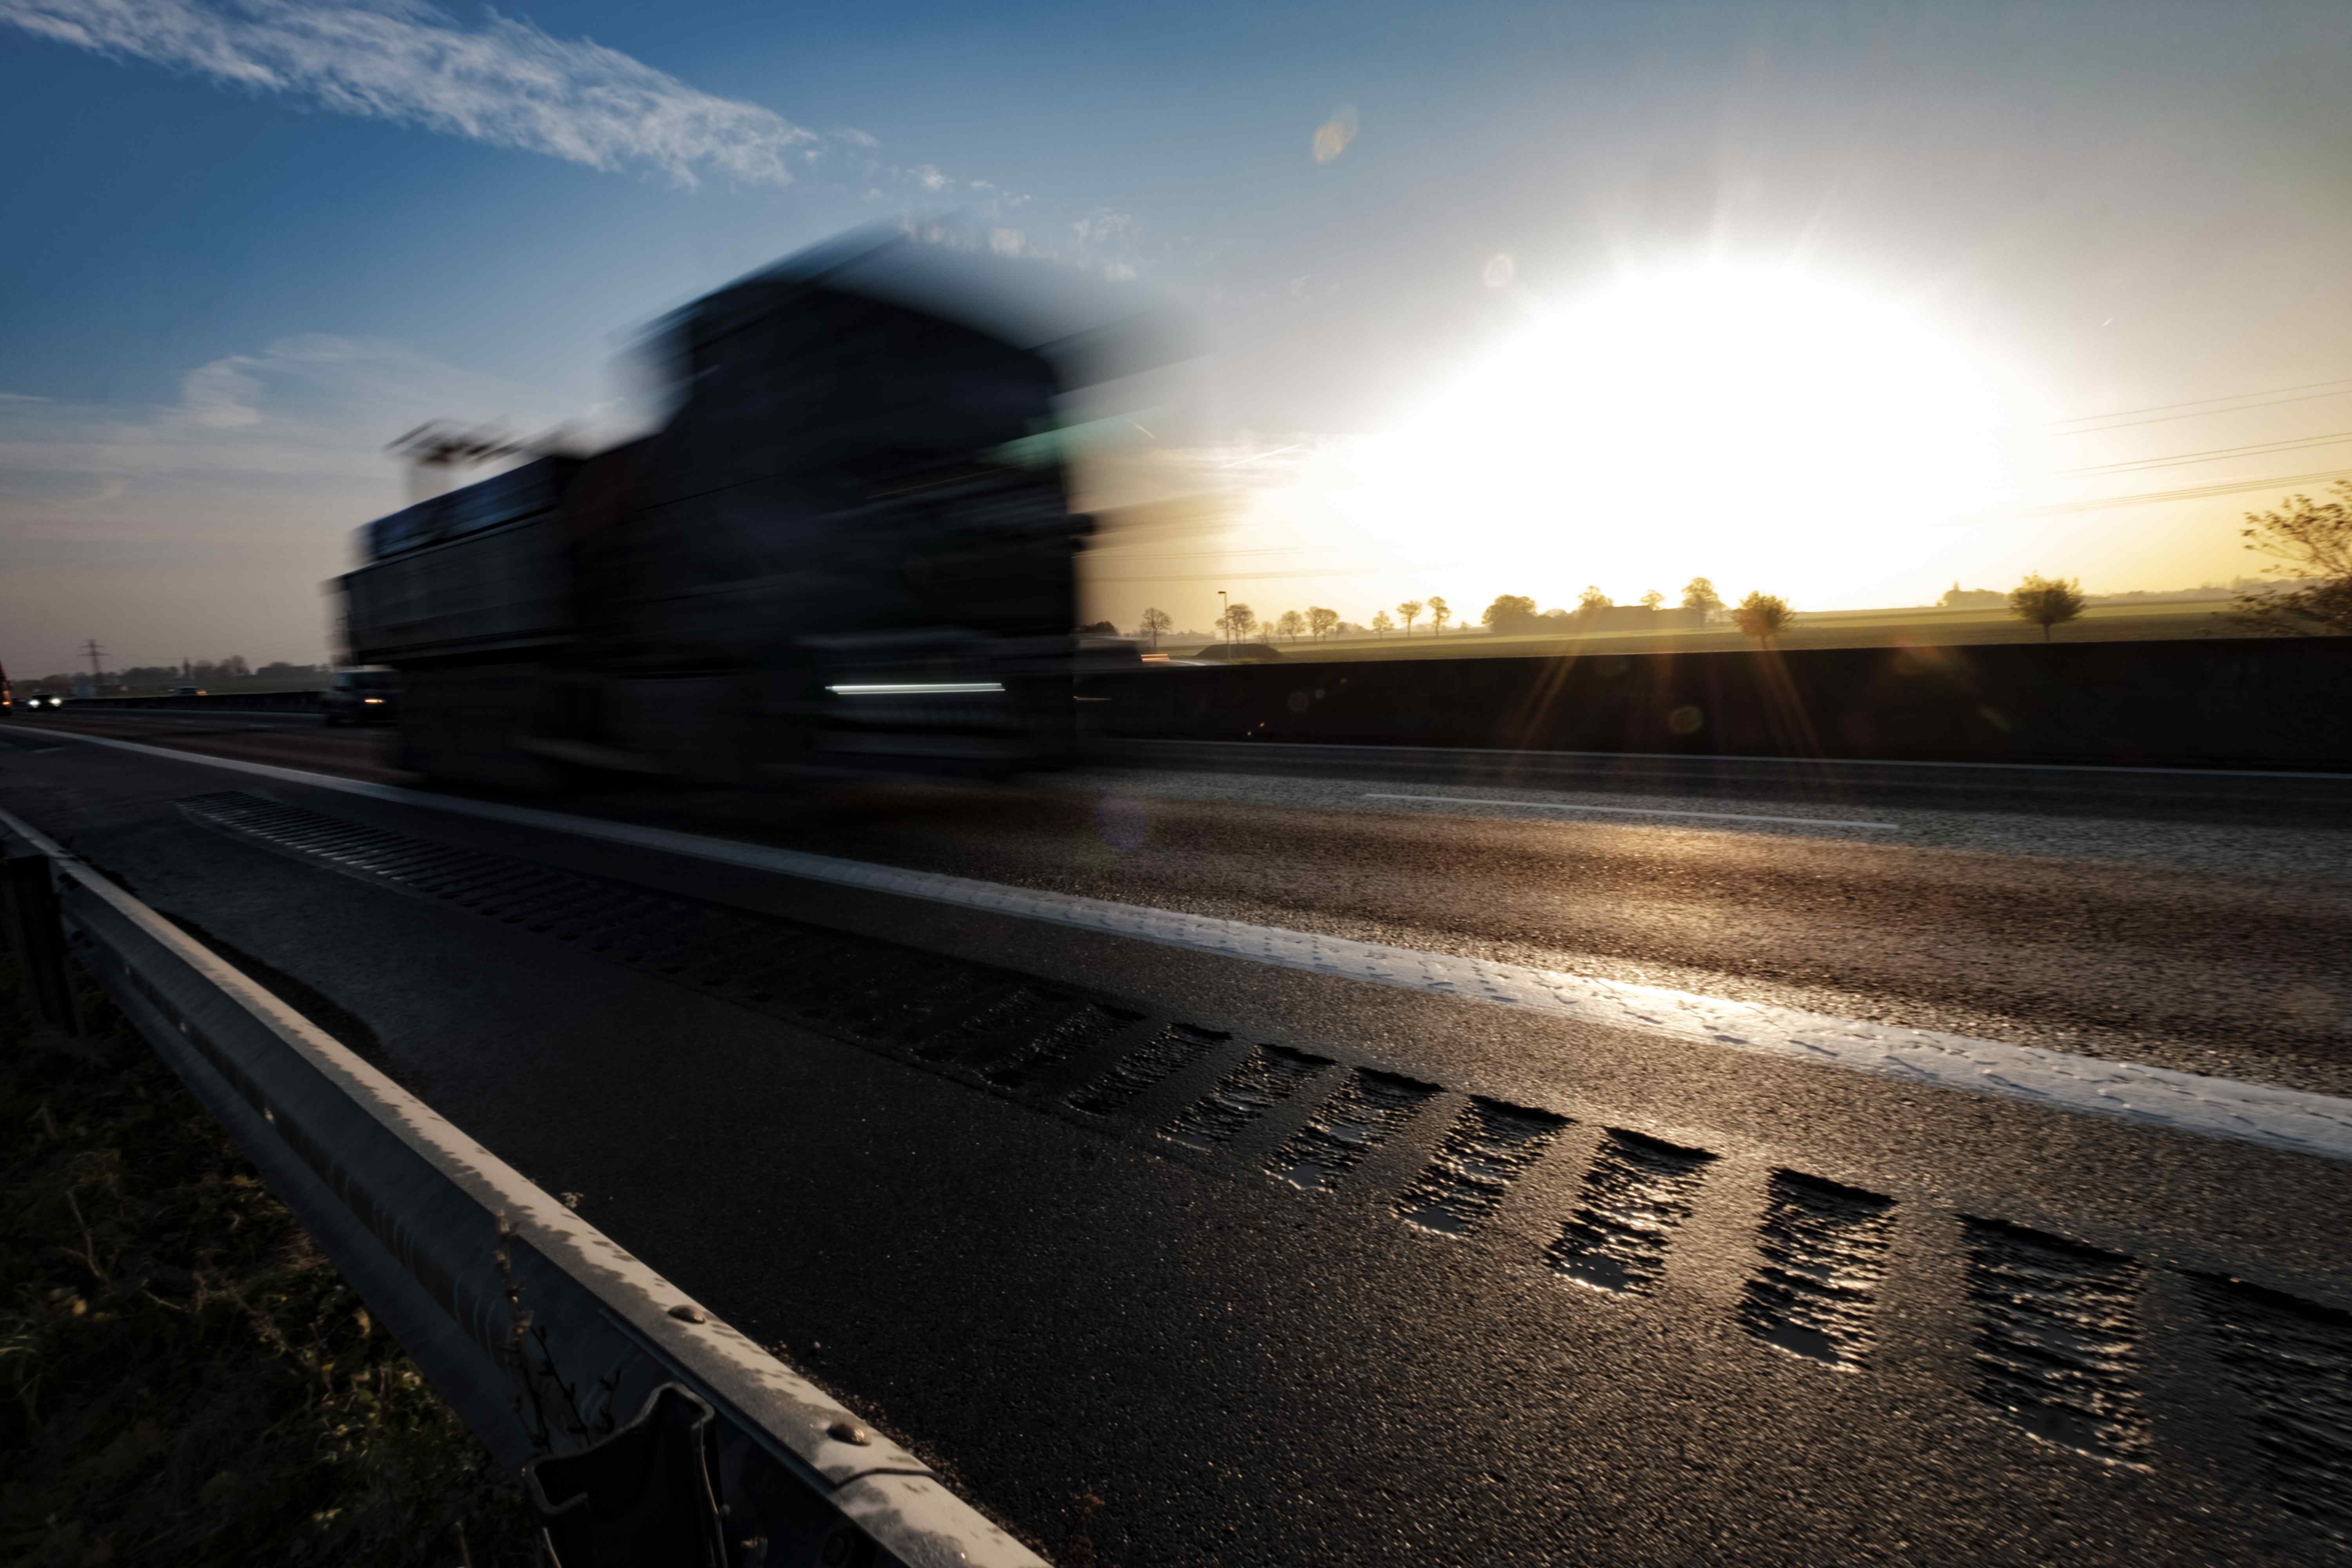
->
[1177,601,2248,662]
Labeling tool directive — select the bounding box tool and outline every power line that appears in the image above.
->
[2051,382,2352,436]
[2015,464,2352,517]
[2048,374,2352,431]
[2057,428,2352,476]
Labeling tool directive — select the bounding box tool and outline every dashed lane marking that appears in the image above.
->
[1361,791,1902,830]
[31,727,2352,1163]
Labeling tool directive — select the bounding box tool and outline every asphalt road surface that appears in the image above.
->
[4,711,2348,1564]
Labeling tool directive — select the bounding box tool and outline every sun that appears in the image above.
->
[1355,263,2010,603]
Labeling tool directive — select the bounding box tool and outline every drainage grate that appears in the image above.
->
[1962,1218,2147,1462]
[1163,1045,1331,1151]
[1547,1131,1718,1296]
[818,958,1005,1045]
[1265,1069,1438,1192]
[981,1002,1145,1089]
[1738,1171,1896,1368]
[1069,1023,1228,1117]
[2192,1274,2352,1530]
[905,984,1069,1063]
[1394,1099,1570,1239]
[179,792,1170,1123]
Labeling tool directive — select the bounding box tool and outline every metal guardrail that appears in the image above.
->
[0,804,1045,1568]
[49,689,323,713]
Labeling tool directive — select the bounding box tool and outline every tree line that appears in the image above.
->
[24,657,324,691]
[1095,484,2352,652]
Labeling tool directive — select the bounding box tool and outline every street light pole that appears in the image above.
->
[1218,590,1228,648]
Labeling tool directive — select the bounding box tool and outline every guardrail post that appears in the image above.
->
[0,837,80,1035]
[525,1383,731,1568]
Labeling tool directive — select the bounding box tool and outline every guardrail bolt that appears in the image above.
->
[825,1420,870,1446]
[668,1303,708,1323]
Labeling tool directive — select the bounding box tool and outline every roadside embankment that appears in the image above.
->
[0,958,534,1567]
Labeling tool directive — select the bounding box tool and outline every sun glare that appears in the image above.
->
[1344,265,2011,604]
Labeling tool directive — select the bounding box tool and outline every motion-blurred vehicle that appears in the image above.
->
[338,234,1158,791]
[0,664,12,716]
[21,693,64,711]
[171,685,204,697]
[1172,641,1286,665]
[321,667,400,726]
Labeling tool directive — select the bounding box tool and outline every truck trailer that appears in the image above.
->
[339,236,1131,791]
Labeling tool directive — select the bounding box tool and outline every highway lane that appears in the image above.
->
[2,717,2349,1564]
[15,710,2352,1098]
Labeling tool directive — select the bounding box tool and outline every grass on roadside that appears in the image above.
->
[0,955,539,1567]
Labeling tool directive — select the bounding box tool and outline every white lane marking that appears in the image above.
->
[1361,791,1900,831]
[36,726,2352,1161]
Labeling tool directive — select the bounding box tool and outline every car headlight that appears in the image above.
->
[362,697,386,704]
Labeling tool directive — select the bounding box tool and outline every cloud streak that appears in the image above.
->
[0,0,822,185]
[1,1,1155,274]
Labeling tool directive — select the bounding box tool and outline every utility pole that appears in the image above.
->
[81,639,105,684]
[1218,590,1229,647]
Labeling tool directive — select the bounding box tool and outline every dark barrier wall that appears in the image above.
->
[1094,637,2352,770]
[62,690,321,713]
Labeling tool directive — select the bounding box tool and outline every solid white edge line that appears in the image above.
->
[25,725,2352,1162]
[1361,791,1901,830]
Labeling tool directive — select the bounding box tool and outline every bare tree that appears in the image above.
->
[1371,610,1395,636]
[1734,591,1793,648]
[1681,577,1724,613]
[1307,606,1340,640]
[1428,595,1452,635]
[1219,603,1258,641]
[2231,481,2352,634]
[2009,574,2086,642]
[1397,599,1423,637]
[1138,606,1174,650]
[1276,609,1306,642]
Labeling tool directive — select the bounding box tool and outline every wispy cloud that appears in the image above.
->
[0,0,825,186]
[2,1,1161,272]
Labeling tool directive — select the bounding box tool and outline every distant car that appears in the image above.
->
[322,667,400,726]
[1170,641,1286,665]
[172,685,205,697]
[21,693,64,711]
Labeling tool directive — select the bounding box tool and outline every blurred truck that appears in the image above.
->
[339,236,1142,791]
[320,667,400,726]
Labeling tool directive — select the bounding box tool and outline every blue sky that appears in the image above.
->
[5,0,2352,670]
